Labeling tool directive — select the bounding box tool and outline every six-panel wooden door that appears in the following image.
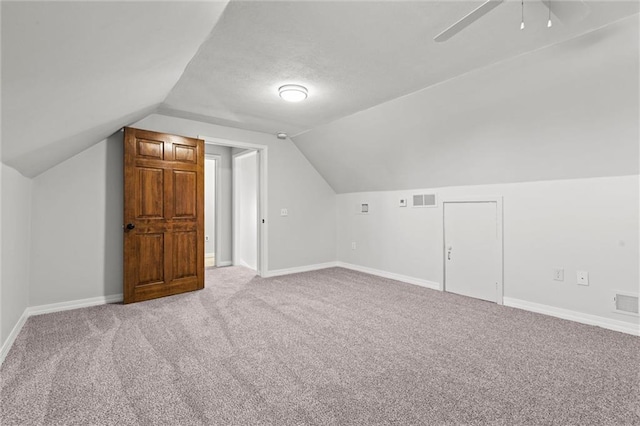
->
[123,127,204,304]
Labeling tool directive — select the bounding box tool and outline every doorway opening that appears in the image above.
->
[443,197,504,304]
[199,135,268,276]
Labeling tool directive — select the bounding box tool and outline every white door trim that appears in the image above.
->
[442,196,504,305]
[204,154,222,267]
[199,135,268,277]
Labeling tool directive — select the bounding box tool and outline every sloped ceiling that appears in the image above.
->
[293,15,640,193]
[1,1,228,177]
[163,1,639,136]
[2,1,638,180]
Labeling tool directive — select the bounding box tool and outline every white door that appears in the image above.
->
[444,201,501,303]
[204,157,216,266]
[233,151,258,270]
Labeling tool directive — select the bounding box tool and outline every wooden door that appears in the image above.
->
[123,127,204,304]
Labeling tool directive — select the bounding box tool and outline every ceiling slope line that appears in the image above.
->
[160,0,233,106]
[290,12,640,140]
[6,104,160,178]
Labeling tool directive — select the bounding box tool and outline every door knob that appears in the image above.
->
[125,223,135,230]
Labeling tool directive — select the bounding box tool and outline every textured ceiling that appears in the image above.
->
[164,1,640,136]
[293,15,639,193]
[1,1,228,177]
[2,1,638,178]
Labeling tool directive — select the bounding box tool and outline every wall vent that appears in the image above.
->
[413,194,436,208]
[357,203,370,214]
[613,292,639,316]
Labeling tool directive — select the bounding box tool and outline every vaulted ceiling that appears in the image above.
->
[2,1,639,178]
[1,1,229,176]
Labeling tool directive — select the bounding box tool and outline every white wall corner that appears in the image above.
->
[503,297,640,336]
[336,262,441,291]
[0,308,29,367]
[264,262,339,278]
[1,293,124,366]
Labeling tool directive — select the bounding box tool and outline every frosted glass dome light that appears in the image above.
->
[278,84,308,102]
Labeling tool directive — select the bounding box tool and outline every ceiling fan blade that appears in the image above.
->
[541,0,591,24]
[434,0,505,42]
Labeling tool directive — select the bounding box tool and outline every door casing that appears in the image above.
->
[199,135,268,276]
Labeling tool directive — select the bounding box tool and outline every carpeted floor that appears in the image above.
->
[1,267,639,425]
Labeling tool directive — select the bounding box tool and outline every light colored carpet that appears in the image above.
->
[2,266,639,425]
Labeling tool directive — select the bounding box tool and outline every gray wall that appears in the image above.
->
[24,115,337,308]
[1,164,32,347]
[205,144,232,264]
[337,175,639,327]
[29,134,123,306]
[293,16,639,193]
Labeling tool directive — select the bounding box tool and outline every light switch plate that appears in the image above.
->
[577,270,589,286]
[399,198,407,207]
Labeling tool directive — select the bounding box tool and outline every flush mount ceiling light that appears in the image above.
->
[278,84,308,102]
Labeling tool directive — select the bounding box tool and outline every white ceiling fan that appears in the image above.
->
[434,0,591,42]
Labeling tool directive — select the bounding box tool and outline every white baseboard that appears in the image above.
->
[234,259,256,270]
[0,308,29,367]
[217,260,232,267]
[0,293,124,366]
[205,253,215,259]
[503,297,640,336]
[336,262,441,291]
[27,294,124,317]
[264,262,339,278]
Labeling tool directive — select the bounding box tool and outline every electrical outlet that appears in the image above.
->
[553,268,564,281]
[351,242,357,250]
[577,271,589,286]
[280,208,288,216]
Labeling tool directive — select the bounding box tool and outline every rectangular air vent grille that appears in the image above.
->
[413,194,436,208]
[356,203,370,214]
[613,292,639,316]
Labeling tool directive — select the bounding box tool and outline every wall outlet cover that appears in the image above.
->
[280,208,288,216]
[577,270,589,286]
[553,268,564,281]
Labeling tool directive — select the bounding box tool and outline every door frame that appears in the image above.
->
[199,135,268,277]
[232,150,259,270]
[204,154,222,267]
[442,196,504,305]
